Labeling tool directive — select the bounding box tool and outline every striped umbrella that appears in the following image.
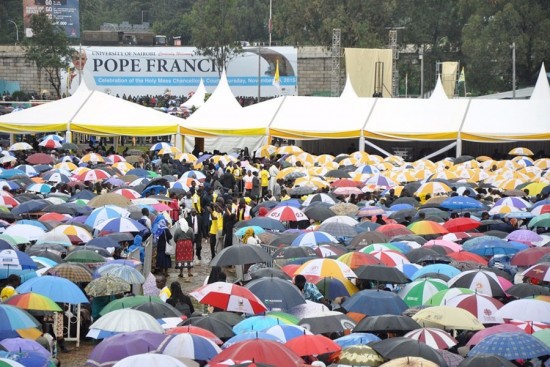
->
[266,206,308,222]
[398,278,449,307]
[369,250,410,267]
[448,269,506,297]
[424,288,475,306]
[3,292,62,312]
[404,328,457,350]
[290,231,338,247]
[261,324,312,343]
[191,282,267,315]
[161,333,221,360]
[446,293,504,324]
[295,258,356,280]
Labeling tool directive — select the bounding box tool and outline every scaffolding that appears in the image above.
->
[389,29,399,97]
[331,28,342,97]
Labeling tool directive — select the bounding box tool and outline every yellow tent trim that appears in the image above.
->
[269,128,362,139]
[364,131,458,141]
[461,133,550,142]
[179,127,266,137]
[71,124,177,136]
[0,123,67,133]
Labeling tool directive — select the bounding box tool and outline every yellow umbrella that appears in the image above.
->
[81,152,105,163]
[454,159,479,169]
[112,162,134,174]
[257,144,277,158]
[277,145,303,155]
[414,182,452,198]
[496,160,520,170]
[211,155,237,166]
[276,167,304,180]
[294,176,329,189]
[295,258,356,281]
[390,170,418,184]
[384,155,405,165]
[72,167,91,176]
[158,146,180,155]
[428,170,459,181]
[54,162,78,171]
[316,154,335,165]
[380,357,439,367]
[412,159,436,170]
[176,152,197,163]
[287,152,314,167]
[412,305,485,330]
[497,178,526,191]
[338,157,358,167]
[509,147,534,156]
[377,162,395,171]
[350,150,370,160]
[534,158,550,170]
[523,182,549,196]
[368,155,383,164]
[476,155,493,162]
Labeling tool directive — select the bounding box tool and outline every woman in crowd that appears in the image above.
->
[174,217,194,280]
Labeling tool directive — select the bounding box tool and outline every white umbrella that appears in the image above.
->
[322,215,359,226]
[35,231,72,247]
[89,309,164,334]
[113,354,191,367]
[4,224,46,242]
[494,299,550,323]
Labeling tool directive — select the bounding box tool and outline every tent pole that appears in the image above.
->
[360,98,378,153]
[456,98,472,158]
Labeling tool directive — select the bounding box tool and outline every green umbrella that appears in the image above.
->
[529,213,550,228]
[84,274,131,297]
[397,278,449,307]
[423,287,474,306]
[533,329,550,346]
[64,249,105,263]
[100,295,163,315]
[361,243,403,254]
[265,311,300,325]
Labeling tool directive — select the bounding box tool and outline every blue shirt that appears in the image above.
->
[303,282,324,302]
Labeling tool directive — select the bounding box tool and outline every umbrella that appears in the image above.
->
[165,325,223,345]
[318,222,357,237]
[96,264,145,284]
[506,283,550,298]
[529,213,550,228]
[111,354,189,367]
[457,355,516,367]
[494,299,550,323]
[295,259,356,280]
[412,306,484,331]
[245,277,305,310]
[446,294,504,324]
[298,310,356,334]
[355,264,409,284]
[209,340,303,367]
[448,269,505,298]
[86,330,170,367]
[88,194,131,208]
[511,247,550,266]
[443,218,480,232]
[0,304,40,333]
[64,250,105,264]
[377,224,414,237]
[26,153,53,165]
[314,276,358,299]
[506,229,542,244]
[234,217,286,231]
[334,332,381,348]
[100,296,163,315]
[380,356,439,367]
[232,316,283,334]
[84,274,131,297]
[337,252,382,270]
[16,275,89,304]
[3,225,46,242]
[190,282,267,315]
[440,196,485,211]
[342,289,408,316]
[290,231,338,247]
[285,334,340,356]
[466,324,525,347]
[407,221,449,236]
[161,333,221,360]
[262,324,312,343]
[272,246,317,260]
[404,328,457,350]
[180,316,235,340]
[534,329,550,347]
[335,345,385,366]
[522,263,550,282]
[468,332,550,359]
[89,309,164,334]
[398,279,448,307]
[0,250,37,270]
[222,331,283,349]
[3,292,62,312]
[370,337,448,366]
[210,245,273,267]
[0,338,50,359]
[133,301,181,319]
[95,217,146,233]
[353,314,421,333]
[266,206,308,222]
[46,263,93,283]
[303,206,335,222]
[0,351,52,367]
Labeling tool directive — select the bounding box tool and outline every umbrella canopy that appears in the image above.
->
[0,305,40,331]
[522,263,550,282]
[298,310,356,334]
[84,274,131,297]
[446,294,504,324]
[466,324,525,347]
[190,282,267,315]
[64,250,105,264]
[370,337,449,366]
[0,338,50,359]
[334,332,381,348]
[87,330,170,367]
[353,314,421,333]
[285,334,341,356]
[16,275,88,304]
[96,264,145,285]
[165,325,223,345]
[335,344,385,366]
[235,217,286,231]
[290,231,338,247]
[448,270,505,298]
[245,277,305,311]
[468,332,550,360]
[407,221,449,236]
[494,299,550,323]
[181,315,235,340]
[342,289,408,316]
[355,264,410,284]
[210,245,273,267]
[506,283,550,298]
[133,301,182,319]
[111,354,189,367]
[0,250,37,271]
[3,292,61,312]
[511,247,550,267]
[404,328,457,350]
[262,324,312,343]
[457,355,516,367]
[210,340,303,366]
[381,356,439,367]
[46,263,93,283]
[398,278,449,307]
[266,206,308,222]
[89,309,164,334]
[161,333,221,361]
[412,306,484,331]
[99,296,163,315]
[295,258,356,280]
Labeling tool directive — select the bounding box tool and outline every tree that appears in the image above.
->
[23,13,74,99]
[184,0,243,74]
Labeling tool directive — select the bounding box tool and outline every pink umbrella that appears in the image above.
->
[505,229,543,245]
[333,187,363,196]
[467,324,525,346]
[498,276,513,292]
[424,240,462,252]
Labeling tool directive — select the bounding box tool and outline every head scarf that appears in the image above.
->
[132,235,143,247]
[152,214,168,239]
[242,227,255,244]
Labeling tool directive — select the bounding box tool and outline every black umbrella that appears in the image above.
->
[402,183,422,197]
[325,169,351,179]
[506,283,550,298]
[248,268,292,280]
[391,197,421,208]
[453,155,475,165]
[354,221,381,233]
[304,206,336,222]
[389,208,418,223]
[267,233,301,247]
[272,246,317,260]
[369,337,448,366]
[13,193,41,202]
[355,264,410,284]
[24,248,64,263]
[181,315,235,340]
[349,231,388,249]
[390,234,427,244]
[42,204,77,216]
[417,207,450,220]
[415,272,451,282]
[245,277,305,310]
[11,199,50,216]
[457,354,516,367]
[405,248,442,264]
[354,315,421,333]
[208,311,244,327]
[69,245,111,258]
[210,244,273,266]
[28,243,68,254]
[61,142,78,151]
[482,230,509,238]
[289,186,315,196]
[86,237,121,249]
[133,301,182,318]
[104,232,135,243]
[298,311,356,334]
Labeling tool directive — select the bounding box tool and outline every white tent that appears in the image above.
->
[181,78,207,109]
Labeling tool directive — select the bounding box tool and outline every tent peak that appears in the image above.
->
[340,73,359,98]
[430,75,448,100]
[530,63,550,101]
[181,78,206,109]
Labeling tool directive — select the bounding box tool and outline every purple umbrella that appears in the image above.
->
[87,330,170,367]
[0,338,50,358]
[505,229,543,244]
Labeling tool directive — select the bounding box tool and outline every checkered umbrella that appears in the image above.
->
[47,263,93,283]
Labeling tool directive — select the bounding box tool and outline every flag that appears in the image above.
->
[272,59,280,89]
[458,67,465,83]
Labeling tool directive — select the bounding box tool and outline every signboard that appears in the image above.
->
[63,46,298,97]
[23,0,80,38]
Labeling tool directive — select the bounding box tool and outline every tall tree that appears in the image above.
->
[23,13,74,99]
[184,0,242,74]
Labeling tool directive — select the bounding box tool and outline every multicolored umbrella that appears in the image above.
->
[94,217,146,233]
[445,293,504,324]
[190,282,267,315]
[261,324,312,343]
[3,292,62,312]
[266,206,308,222]
[522,263,550,282]
[0,305,40,331]
[295,258,356,280]
[448,269,505,297]
[398,278,449,307]
[404,328,457,350]
[290,231,338,247]
[161,333,221,360]
[16,275,89,304]
[407,221,449,236]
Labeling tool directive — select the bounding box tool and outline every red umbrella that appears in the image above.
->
[404,327,457,349]
[447,251,488,265]
[511,247,550,267]
[266,206,308,222]
[209,339,303,367]
[285,334,341,356]
[165,325,223,345]
[439,232,483,242]
[190,282,267,315]
[520,263,550,283]
[26,153,54,165]
[281,264,301,278]
[443,218,480,232]
[446,293,504,324]
[376,224,413,237]
[331,179,363,188]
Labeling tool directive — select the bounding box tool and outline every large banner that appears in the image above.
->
[63,46,298,97]
[23,0,80,38]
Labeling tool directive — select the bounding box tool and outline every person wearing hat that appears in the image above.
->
[174,217,195,280]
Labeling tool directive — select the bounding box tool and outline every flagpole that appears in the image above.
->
[269,0,272,47]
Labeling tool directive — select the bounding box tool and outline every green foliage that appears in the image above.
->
[23,13,73,99]
[0,0,23,45]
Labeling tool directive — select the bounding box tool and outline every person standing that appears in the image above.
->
[200,187,213,238]
[174,218,194,280]
[259,164,270,197]
[166,282,195,317]
[251,171,261,200]
[268,162,280,193]
[153,215,172,277]
[186,209,202,264]
[243,170,253,197]
[222,205,237,248]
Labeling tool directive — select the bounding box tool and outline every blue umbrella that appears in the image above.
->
[355,221,381,233]
[126,168,149,178]
[94,217,146,233]
[389,203,415,211]
[0,249,37,270]
[0,351,55,367]
[396,263,423,279]
[342,289,408,316]
[468,332,550,359]
[390,241,413,254]
[11,199,50,216]
[277,199,302,208]
[196,153,212,164]
[411,264,460,280]
[440,196,486,211]
[261,324,311,343]
[141,185,167,196]
[463,238,525,256]
[233,316,281,334]
[0,169,26,179]
[245,277,305,311]
[290,231,338,247]
[14,220,48,231]
[0,269,37,282]
[0,305,40,331]
[334,332,381,348]
[16,275,89,304]
[222,331,282,349]
[86,237,121,249]
[235,217,286,231]
[235,226,266,237]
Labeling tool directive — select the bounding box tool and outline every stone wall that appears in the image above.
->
[0,46,55,96]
